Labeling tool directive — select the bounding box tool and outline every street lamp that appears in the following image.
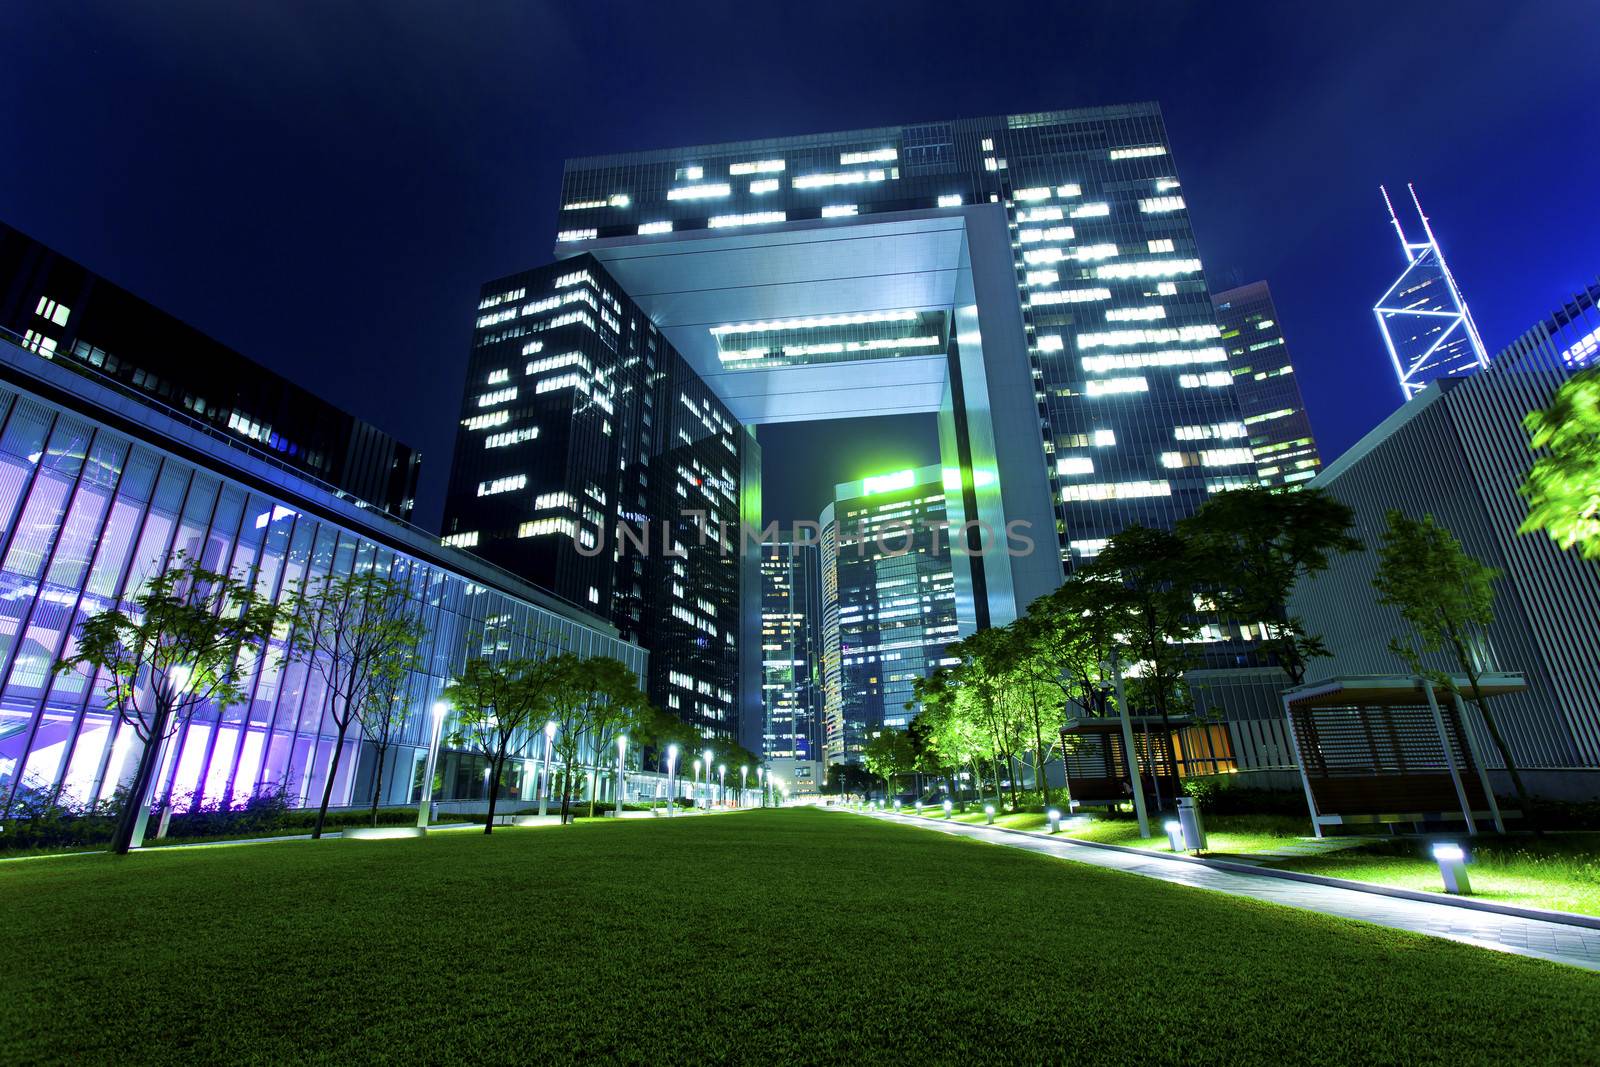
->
[702,749,713,810]
[739,765,748,808]
[416,700,449,829]
[539,720,557,818]
[693,759,702,811]
[757,766,766,808]
[666,744,679,817]
[615,734,628,817]
[717,764,726,808]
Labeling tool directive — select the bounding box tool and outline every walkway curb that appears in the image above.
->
[869,810,1600,932]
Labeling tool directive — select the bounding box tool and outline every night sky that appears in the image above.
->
[3,3,1596,529]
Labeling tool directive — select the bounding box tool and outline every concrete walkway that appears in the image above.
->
[867,812,1600,972]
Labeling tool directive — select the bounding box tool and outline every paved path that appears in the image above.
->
[868,812,1600,972]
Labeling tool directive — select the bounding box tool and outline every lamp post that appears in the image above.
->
[693,759,702,812]
[615,734,628,817]
[702,749,713,810]
[739,765,748,808]
[416,701,449,829]
[666,743,679,817]
[717,764,726,809]
[757,766,766,807]
[539,720,556,818]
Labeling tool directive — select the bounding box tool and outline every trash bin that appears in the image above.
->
[1176,795,1207,852]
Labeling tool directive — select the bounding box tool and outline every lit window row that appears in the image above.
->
[442,531,478,548]
[525,350,590,375]
[1174,422,1247,440]
[34,296,71,326]
[1138,196,1186,214]
[751,178,781,195]
[1013,187,1052,202]
[462,411,509,431]
[1030,288,1112,306]
[1078,324,1221,349]
[1060,429,1117,448]
[477,386,517,408]
[552,270,593,289]
[1017,206,1062,222]
[1179,371,1233,388]
[519,517,576,538]
[562,194,629,211]
[1018,226,1075,244]
[1056,456,1094,475]
[1244,407,1296,425]
[1025,270,1059,286]
[840,148,896,165]
[667,183,731,200]
[1161,448,1253,468]
[708,211,786,228]
[1106,306,1166,322]
[712,310,917,336]
[485,427,539,449]
[792,169,887,189]
[534,372,591,395]
[938,194,964,207]
[1110,145,1167,160]
[1080,347,1226,372]
[638,221,673,235]
[486,368,510,385]
[730,159,786,175]
[1062,479,1171,501]
[534,491,576,511]
[478,474,526,496]
[1148,238,1176,253]
[1097,259,1203,279]
[1022,243,1117,265]
[477,287,525,310]
[556,229,596,242]
[1071,202,1111,218]
[821,204,858,218]
[720,335,941,362]
[1085,376,1149,396]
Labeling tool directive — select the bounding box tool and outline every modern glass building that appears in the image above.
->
[441,254,748,744]
[819,466,958,765]
[1211,281,1322,488]
[0,316,644,818]
[759,540,821,763]
[1291,280,1600,798]
[0,223,421,517]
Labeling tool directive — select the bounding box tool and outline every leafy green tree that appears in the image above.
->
[1179,485,1362,685]
[911,669,981,808]
[56,553,295,855]
[1007,616,1071,805]
[823,762,875,797]
[358,644,418,825]
[1091,525,1199,804]
[294,572,426,839]
[862,728,915,800]
[444,657,548,833]
[1521,367,1600,560]
[1373,510,1528,804]
[538,655,649,823]
[1029,570,1129,719]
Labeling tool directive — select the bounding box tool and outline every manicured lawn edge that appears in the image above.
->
[866,809,1600,932]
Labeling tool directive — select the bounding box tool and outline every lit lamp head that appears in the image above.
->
[942,799,953,814]
[1164,819,1185,851]
[617,734,628,755]
[718,764,726,776]
[1431,842,1471,894]
[693,759,702,775]
[667,743,679,765]
[544,720,557,740]
[1047,808,1062,833]
[984,804,995,824]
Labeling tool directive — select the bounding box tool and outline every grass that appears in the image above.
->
[1268,834,1600,918]
[1,808,1595,1063]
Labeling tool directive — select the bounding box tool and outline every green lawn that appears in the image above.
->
[1,809,1594,1063]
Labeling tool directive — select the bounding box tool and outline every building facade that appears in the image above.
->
[1290,281,1600,798]
[441,254,748,744]
[555,103,1254,576]
[0,222,421,517]
[819,466,958,765]
[760,540,821,764]
[1211,281,1322,488]
[0,330,645,818]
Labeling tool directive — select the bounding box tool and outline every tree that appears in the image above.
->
[824,762,875,797]
[358,643,418,825]
[1179,485,1362,685]
[1029,570,1130,720]
[1372,510,1529,804]
[443,657,547,834]
[1007,616,1071,805]
[539,655,649,824]
[1521,367,1600,560]
[55,553,294,855]
[1091,525,1199,807]
[294,571,425,839]
[861,728,915,800]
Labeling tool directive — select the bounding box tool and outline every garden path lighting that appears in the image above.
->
[892,799,901,811]
[1164,820,1185,852]
[1432,843,1472,894]
[1047,809,1062,833]
[693,759,702,810]
[739,765,748,807]
[666,744,679,817]
[984,804,995,825]
[615,735,628,817]
[718,764,726,807]
[539,720,556,818]
[942,799,953,816]
[416,701,449,829]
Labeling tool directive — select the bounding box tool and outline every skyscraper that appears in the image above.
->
[1211,281,1322,488]
[760,540,822,763]
[1373,184,1489,401]
[819,466,958,765]
[441,254,748,743]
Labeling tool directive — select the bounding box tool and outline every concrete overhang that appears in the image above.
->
[563,207,1006,424]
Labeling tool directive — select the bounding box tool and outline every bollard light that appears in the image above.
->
[984,804,995,825]
[942,799,953,816]
[1047,809,1062,833]
[1432,843,1472,894]
[893,799,901,811]
[914,800,923,814]
[1164,820,1185,852]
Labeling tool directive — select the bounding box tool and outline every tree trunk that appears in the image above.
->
[484,753,502,835]
[311,719,351,840]
[112,706,171,855]
[369,743,388,826]
[1033,717,1052,806]
[1451,635,1532,812]
[560,773,572,825]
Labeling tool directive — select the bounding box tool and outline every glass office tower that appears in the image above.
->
[819,466,958,765]
[442,254,748,742]
[0,329,643,817]
[759,540,821,763]
[1211,281,1322,488]
[557,103,1251,570]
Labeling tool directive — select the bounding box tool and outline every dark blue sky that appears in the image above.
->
[3,3,1596,528]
